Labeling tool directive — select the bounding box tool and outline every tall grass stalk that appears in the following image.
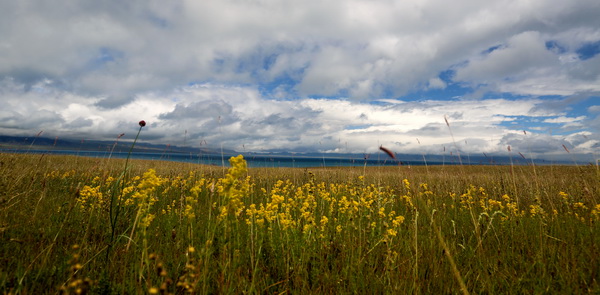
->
[26,130,43,152]
[107,121,145,260]
[430,212,469,295]
[416,138,429,174]
[444,115,463,166]
[413,210,419,294]
[107,133,125,160]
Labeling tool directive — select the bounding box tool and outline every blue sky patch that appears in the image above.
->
[545,40,567,54]
[576,40,600,60]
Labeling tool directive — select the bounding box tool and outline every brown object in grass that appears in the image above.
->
[379,145,396,160]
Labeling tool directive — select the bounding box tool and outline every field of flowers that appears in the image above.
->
[1,153,599,294]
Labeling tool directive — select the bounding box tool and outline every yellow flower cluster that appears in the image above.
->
[77,185,104,212]
[135,169,165,228]
[592,204,600,220]
[450,186,525,218]
[217,155,251,221]
[59,244,94,294]
[239,171,408,242]
[67,155,599,253]
[559,191,595,223]
[71,168,167,229]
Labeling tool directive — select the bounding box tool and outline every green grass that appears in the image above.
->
[1,153,599,294]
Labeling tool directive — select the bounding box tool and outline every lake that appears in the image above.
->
[1,149,452,168]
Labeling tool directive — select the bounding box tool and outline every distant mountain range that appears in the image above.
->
[0,135,567,166]
[0,135,233,155]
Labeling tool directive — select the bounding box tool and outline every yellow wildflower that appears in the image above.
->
[402,179,410,190]
[392,215,405,227]
[592,204,600,219]
[319,215,329,232]
[530,204,545,217]
[378,207,386,218]
[387,228,398,237]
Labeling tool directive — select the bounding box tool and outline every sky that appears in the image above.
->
[1,0,600,162]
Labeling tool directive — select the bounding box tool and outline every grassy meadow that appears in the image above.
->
[0,152,599,294]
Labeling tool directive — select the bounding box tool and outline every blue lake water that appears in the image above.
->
[1,149,454,168]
